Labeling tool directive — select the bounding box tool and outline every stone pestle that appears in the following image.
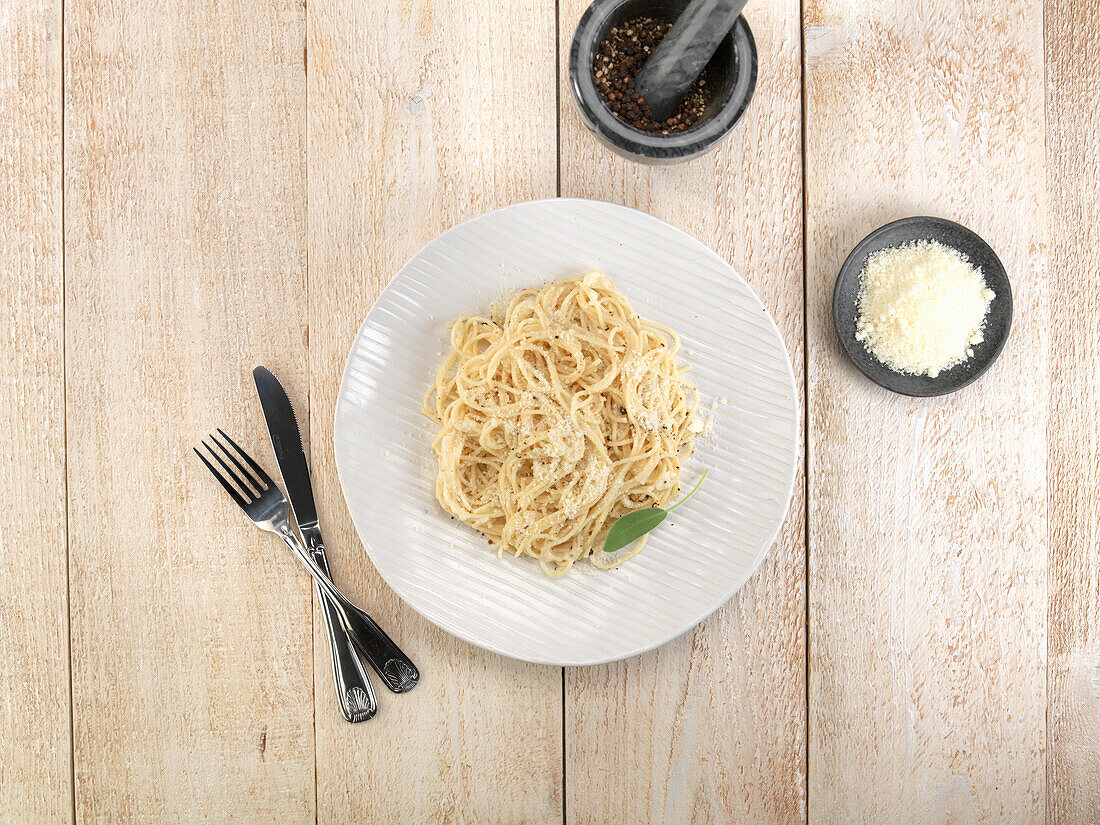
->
[633,0,749,122]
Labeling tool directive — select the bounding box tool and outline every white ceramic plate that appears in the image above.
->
[334,199,798,666]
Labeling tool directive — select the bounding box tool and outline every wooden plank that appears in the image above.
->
[306,1,562,822]
[0,2,70,823]
[1047,1,1100,821]
[558,2,806,822]
[65,3,314,822]
[805,1,1047,822]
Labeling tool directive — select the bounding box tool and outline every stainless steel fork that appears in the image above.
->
[195,430,378,722]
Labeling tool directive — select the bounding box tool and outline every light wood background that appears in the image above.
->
[0,0,1094,823]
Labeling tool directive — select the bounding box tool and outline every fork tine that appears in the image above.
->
[216,427,274,488]
[201,438,257,500]
[210,431,265,491]
[194,446,248,507]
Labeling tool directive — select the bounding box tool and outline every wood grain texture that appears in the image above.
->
[7,0,1094,818]
[0,2,71,823]
[65,3,314,822]
[1047,1,1100,822]
[306,1,562,822]
[805,1,1047,822]
[559,2,806,822]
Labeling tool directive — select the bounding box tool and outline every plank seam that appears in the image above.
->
[62,0,77,820]
[1041,3,1051,821]
[799,0,810,818]
[304,1,320,821]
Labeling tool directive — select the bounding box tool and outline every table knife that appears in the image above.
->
[253,365,420,694]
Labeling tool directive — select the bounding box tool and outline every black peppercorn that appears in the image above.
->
[591,17,713,134]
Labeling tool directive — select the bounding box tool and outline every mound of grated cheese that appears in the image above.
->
[854,239,995,378]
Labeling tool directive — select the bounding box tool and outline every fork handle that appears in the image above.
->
[281,530,420,694]
[281,536,377,721]
[314,550,378,721]
[317,580,378,722]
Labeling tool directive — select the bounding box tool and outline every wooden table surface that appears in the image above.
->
[2,1,1096,823]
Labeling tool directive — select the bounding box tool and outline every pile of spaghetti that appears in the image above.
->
[424,271,698,576]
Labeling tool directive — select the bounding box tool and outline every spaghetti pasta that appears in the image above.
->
[424,272,697,576]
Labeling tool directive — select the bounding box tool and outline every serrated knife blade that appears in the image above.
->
[252,366,319,536]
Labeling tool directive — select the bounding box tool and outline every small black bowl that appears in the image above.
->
[833,216,1013,397]
[569,0,756,164]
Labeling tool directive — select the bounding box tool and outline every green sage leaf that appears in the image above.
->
[602,470,708,554]
[603,507,668,555]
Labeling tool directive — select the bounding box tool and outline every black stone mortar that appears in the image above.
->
[569,0,757,164]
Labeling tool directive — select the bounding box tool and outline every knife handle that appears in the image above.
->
[281,529,420,694]
[336,597,420,694]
